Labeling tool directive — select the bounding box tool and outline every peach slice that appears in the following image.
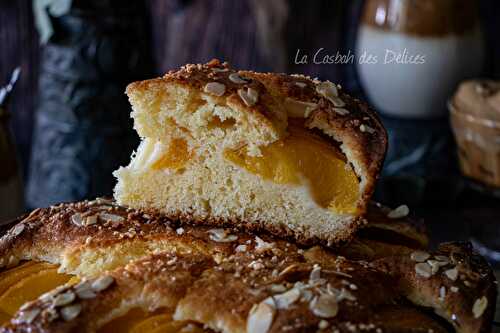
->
[0,310,11,325]
[98,308,151,333]
[0,268,72,315]
[225,120,360,214]
[0,262,55,295]
[151,138,193,171]
[129,313,171,333]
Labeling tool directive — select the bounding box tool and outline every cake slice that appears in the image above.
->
[113,60,387,245]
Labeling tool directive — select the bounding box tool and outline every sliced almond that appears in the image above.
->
[11,223,25,237]
[229,73,248,84]
[318,320,329,330]
[91,275,114,292]
[415,262,432,278]
[204,82,226,96]
[444,268,458,281]
[309,265,322,282]
[387,205,409,219]
[439,286,446,301]
[15,308,40,324]
[212,67,228,73]
[71,213,83,227]
[427,260,447,275]
[99,213,124,223]
[83,215,98,226]
[208,228,238,242]
[75,282,97,299]
[333,108,349,115]
[238,87,259,107]
[472,296,488,318]
[53,291,76,307]
[269,284,287,293]
[285,98,317,118]
[310,294,338,318]
[60,304,82,321]
[434,255,449,263]
[359,124,375,134]
[410,251,430,263]
[316,81,339,98]
[273,288,301,309]
[247,301,275,333]
[295,81,307,88]
[316,81,345,108]
[235,244,247,252]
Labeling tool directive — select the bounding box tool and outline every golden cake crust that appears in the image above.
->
[0,200,496,333]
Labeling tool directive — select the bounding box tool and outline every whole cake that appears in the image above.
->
[0,200,495,333]
[114,60,387,246]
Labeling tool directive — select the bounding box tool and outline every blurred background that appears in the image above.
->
[1,0,500,257]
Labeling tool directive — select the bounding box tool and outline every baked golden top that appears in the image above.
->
[0,200,496,333]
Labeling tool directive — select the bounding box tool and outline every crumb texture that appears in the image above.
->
[114,60,388,245]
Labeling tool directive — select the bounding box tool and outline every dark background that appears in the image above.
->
[2,0,499,179]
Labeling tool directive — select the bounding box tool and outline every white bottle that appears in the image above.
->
[356,0,484,119]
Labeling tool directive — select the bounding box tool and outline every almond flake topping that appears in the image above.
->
[434,255,449,263]
[334,107,349,115]
[212,67,228,73]
[472,296,488,318]
[247,301,275,333]
[91,275,114,292]
[15,308,40,324]
[444,268,458,281]
[387,205,409,219]
[53,291,76,307]
[310,265,322,282]
[410,251,430,263]
[427,259,448,274]
[255,236,274,252]
[316,81,339,99]
[235,244,247,252]
[75,282,97,299]
[318,320,329,329]
[229,73,248,84]
[272,288,301,309]
[439,286,446,301]
[71,213,84,227]
[208,228,238,242]
[83,215,98,226]
[415,262,432,278]
[295,81,307,88]
[99,213,124,223]
[238,87,259,107]
[204,82,226,96]
[359,124,375,134]
[11,223,25,237]
[61,304,82,321]
[310,294,339,318]
[285,98,317,118]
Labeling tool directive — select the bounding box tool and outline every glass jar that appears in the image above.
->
[356,0,484,119]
